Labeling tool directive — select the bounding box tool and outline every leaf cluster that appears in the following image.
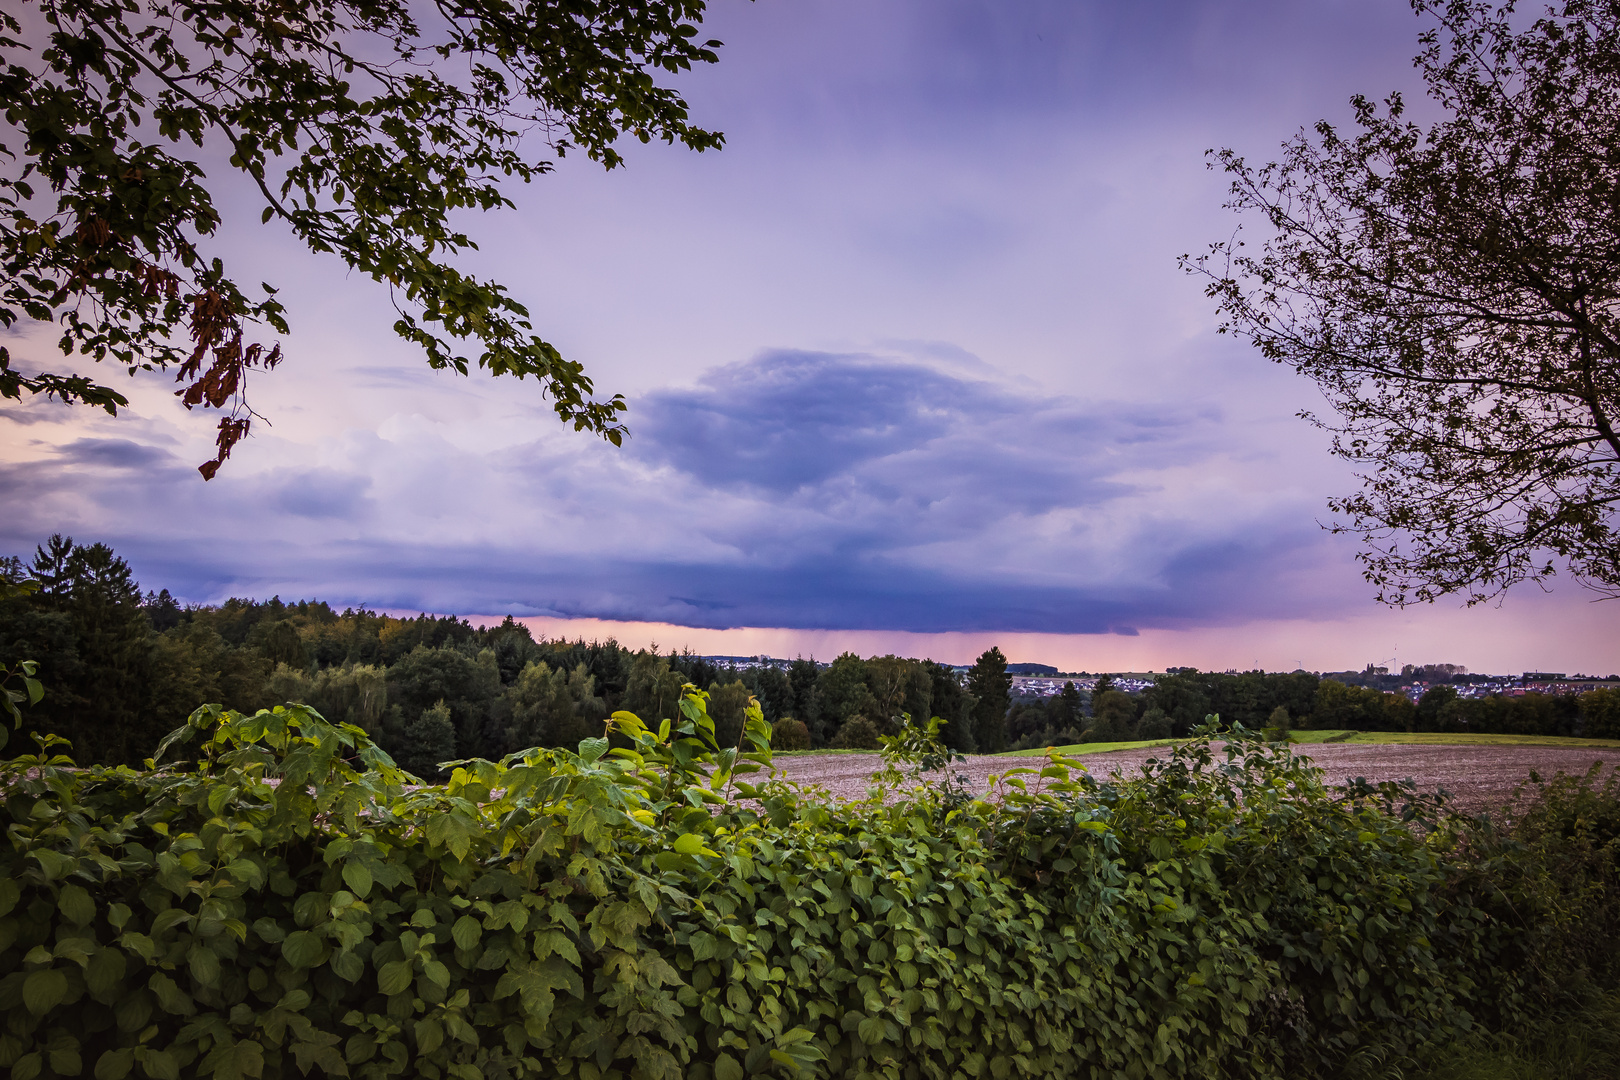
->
[0,700,1615,1080]
[2,0,724,473]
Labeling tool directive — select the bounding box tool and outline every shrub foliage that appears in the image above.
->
[0,694,1615,1080]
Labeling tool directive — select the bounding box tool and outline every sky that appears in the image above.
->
[3,0,1617,675]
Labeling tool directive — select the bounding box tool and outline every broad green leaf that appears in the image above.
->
[58,884,95,926]
[342,861,373,899]
[95,1049,134,1080]
[414,1019,444,1056]
[378,960,414,996]
[426,813,477,861]
[23,968,68,1015]
[671,833,716,857]
[451,915,481,951]
[50,1046,83,1076]
[148,973,195,1016]
[203,1039,263,1080]
[13,1052,43,1080]
[857,1016,886,1046]
[713,1053,743,1080]
[141,1048,179,1080]
[85,947,127,997]
[282,931,325,970]
[331,950,365,982]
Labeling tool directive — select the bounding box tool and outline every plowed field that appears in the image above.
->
[771,742,1620,813]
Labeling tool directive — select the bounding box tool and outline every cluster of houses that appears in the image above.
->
[1393,672,1620,702]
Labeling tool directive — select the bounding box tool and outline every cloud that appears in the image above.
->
[0,349,1359,635]
[632,351,988,493]
[266,469,372,519]
[56,439,179,470]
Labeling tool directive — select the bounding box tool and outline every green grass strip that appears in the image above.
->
[1005,730,1620,757]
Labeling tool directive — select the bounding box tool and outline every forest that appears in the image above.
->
[3,536,1616,776]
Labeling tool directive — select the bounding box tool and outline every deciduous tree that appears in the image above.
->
[1189,0,1620,602]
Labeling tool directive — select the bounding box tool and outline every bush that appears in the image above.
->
[1582,687,1620,738]
[1085,689,1137,742]
[1138,706,1173,740]
[0,703,1616,1080]
[397,699,456,779]
[828,713,880,749]
[770,717,810,750]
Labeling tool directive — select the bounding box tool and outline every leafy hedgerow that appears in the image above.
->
[0,694,1611,1080]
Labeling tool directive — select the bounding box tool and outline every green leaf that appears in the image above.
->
[342,861,373,898]
[378,960,414,996]
[713,1052,743,1080]
[282,931,324,970]
[141,1048,179,1080]
[671,833,715,857]
[426,814,475,861]
[148,973,195,1016]
[451,915,481,951]
[95,1049,134,1080]
[85,947,127,997]
[58,884,95,926]
[13,1052,43,1080]
[189,945,221,987]
[251,918,286,944]
[857,1016,886,1046]
[203,1040,263,1080]
[50,1047,83,1076]
[414,1019,444,1056]
[23,968,68,1015]
[331,950,365,982]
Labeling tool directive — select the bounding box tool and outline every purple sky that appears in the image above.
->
[4,0,1616,674]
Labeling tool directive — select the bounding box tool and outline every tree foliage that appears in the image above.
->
[1,0,727,474]
[1189,0,1620,603]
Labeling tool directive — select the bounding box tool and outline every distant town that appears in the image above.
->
[698,656,1620,703]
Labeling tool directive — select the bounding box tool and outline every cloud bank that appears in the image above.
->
[1,349,1356,634]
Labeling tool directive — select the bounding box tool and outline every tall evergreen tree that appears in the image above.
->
[787,658,823,745]
[966,647,1011,753]
[27,536,154,763]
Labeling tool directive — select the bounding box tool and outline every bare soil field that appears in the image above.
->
[770,743,1620,814]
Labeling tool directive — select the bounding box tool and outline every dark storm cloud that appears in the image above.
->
[633,350,1151,518]
[633,351,986,493]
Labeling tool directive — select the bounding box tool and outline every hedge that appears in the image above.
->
[0,693,1614,1080]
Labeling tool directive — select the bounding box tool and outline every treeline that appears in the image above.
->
[5,537,1616,770]
[1006,669,1620,746]
[1136,669,1620,740]
[0,537,1025,770]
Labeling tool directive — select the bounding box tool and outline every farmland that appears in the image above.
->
[779,734,1620,814]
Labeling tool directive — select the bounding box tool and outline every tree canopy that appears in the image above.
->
[1188,0,1620,603]
[1,0,726,475]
